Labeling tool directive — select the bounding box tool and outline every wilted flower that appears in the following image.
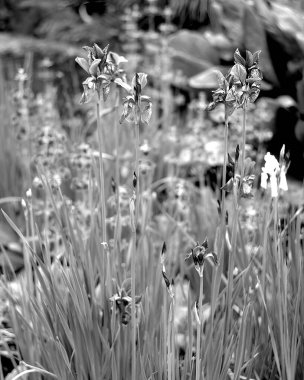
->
[185,239,218,277]
[116,73,152,125]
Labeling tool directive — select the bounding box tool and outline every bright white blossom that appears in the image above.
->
[261,150,288,197]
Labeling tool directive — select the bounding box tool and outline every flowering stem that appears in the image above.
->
[114,89,121,256]
[220,115,229,227]
[131,105,140,380]
[168,297,175,380]
[240,100,247,181]
[196,274,204,380]
[96,99,107,243]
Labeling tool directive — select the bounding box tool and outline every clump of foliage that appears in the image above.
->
[0,30,303,380]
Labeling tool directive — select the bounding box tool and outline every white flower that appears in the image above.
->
[263,152,279,175]
[279,169,288,191]
[260,172,268,189]
[261,150,288,197]
[270,173,278,197]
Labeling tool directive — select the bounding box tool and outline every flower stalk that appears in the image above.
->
[196,274,204,380]
[185,239,218,379]
[96,99,107,243]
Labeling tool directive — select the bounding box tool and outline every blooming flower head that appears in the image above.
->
[109,279,142,325]
[116,73,152,125]
[207,49,262,117]
[75,43,127,103]
[185,239,219,277]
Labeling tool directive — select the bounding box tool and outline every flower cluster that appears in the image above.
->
[75,43,127,103]
[207,49,263,117]
[185,239,218,278]
[260,146,289,197]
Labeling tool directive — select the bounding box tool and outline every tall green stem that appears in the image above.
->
[209,114,229,370]
[114,90,121,258]
[131,106,140,380]
[220,116,229,231]
[196,274,204,380]
[240,102,247,181]
[96,99,107,243]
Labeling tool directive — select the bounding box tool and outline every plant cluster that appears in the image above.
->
[0,35,303,380]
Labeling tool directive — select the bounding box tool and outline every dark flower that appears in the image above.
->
[185,239,219,277]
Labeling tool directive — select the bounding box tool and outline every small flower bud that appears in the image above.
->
[133,172,137,189]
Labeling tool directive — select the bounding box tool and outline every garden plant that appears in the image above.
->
[0,18,303,380]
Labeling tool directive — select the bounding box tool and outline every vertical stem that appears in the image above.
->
[240,102,247,181]
[163,293,168,378]
[196,274,204,380]
[114,90,121,251]
[220,116,229,233]
[96,99,107,243]
[131,107,140,380]
[168,300,172,380]
[131,231,136,380]
[171,298,175,379]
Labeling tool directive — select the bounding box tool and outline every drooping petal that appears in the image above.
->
[140,101,152,125]
[204,252,219,266]
[75,57,90,73]
[114,78,132,93]
[108,51,128,66]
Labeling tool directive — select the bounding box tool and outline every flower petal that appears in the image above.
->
[141,102,152,125]
[89,59,101,77]
[204,252,219,266]
[75,57,90,73]
[114,78,132,93]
